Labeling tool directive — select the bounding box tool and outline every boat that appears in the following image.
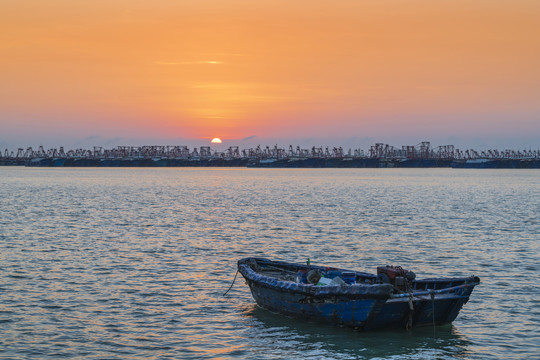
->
[237,257,480,331]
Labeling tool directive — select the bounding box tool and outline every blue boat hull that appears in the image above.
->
[368,296,468,330]
[238,258,480,331]
[247,281,386,328]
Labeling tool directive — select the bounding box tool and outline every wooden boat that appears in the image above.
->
[237,257,480,330]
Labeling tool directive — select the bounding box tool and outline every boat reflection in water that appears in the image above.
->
[243,304,473,359]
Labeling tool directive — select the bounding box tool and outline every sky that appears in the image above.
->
[1,0,539,151]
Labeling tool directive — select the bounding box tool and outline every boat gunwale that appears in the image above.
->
[238,257,480,301]
[238,258,394,299]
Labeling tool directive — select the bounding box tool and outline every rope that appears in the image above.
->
[223,270,239,297]
[406,292,414,330]
[431,291,436,332]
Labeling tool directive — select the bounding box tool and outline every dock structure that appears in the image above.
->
[1,142,539,168]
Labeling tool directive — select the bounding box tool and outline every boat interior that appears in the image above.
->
[244,258,479,293]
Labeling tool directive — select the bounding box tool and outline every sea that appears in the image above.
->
[0,167,538,360]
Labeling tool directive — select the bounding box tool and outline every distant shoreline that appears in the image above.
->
[2,142,539,168]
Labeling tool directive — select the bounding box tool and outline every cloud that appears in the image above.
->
[155,60,223,65]
[102,137,123,146]
[207,53,245,57]
[241,135,257,141]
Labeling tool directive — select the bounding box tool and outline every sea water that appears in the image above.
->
[0,167,538,359]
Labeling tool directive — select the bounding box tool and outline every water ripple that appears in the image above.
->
[0,168,538,359]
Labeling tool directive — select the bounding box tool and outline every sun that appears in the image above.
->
[211,137,222,144]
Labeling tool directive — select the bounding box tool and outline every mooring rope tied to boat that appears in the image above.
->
[223,270,239,296]
[406,292,414,330]
[431,291,436,331]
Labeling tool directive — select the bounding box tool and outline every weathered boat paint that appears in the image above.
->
[238,257,480,331]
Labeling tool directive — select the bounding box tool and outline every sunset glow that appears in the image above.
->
[1,0,539,148]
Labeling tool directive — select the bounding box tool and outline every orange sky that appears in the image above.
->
[1,0,539,148]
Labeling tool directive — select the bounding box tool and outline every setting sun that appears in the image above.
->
[211,138,222,144]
